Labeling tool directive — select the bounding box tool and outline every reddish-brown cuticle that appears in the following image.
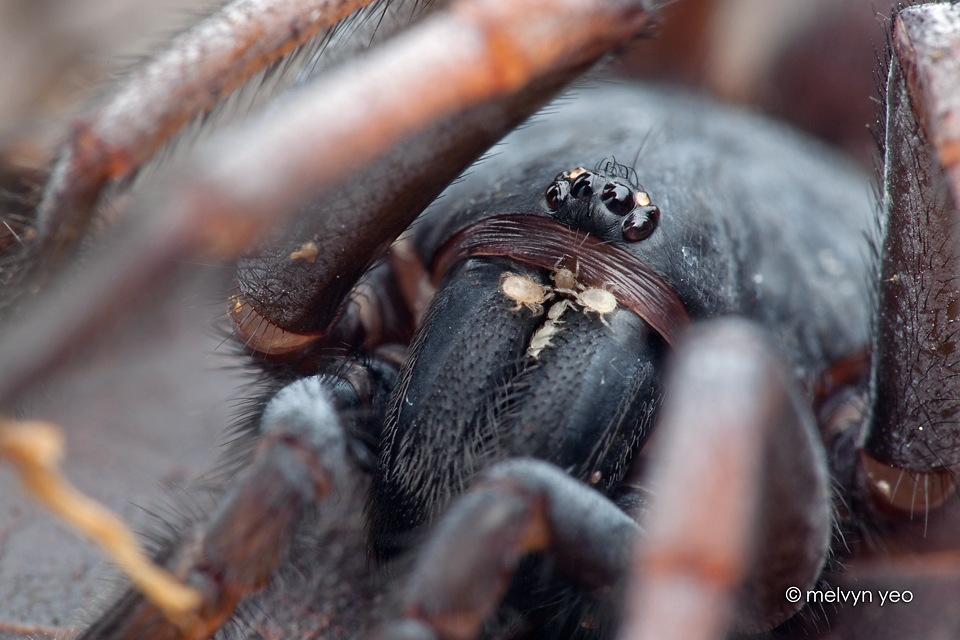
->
[859,449,957,516]
[229,295,323,359]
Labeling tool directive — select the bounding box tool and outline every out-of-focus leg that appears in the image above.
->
[79,374,371,640]
[380,459,640,640]
[618,319,831,640]
[33,0,386,273]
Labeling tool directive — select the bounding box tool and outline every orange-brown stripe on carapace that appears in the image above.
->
[431,215,691,347]
[229,296,322,358]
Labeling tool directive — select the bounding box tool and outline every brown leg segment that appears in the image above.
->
[863,3,960,513]
[381,459,640,640]
[618,319,831,640]
[32,0,385,276]
[0,0,653,410]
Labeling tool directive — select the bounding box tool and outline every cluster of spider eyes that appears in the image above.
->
[544,167,661,242]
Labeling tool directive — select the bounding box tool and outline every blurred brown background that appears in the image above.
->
[0,0,884,637]
[0,0,212,152]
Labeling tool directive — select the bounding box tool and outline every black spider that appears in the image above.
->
[2,2,960,640]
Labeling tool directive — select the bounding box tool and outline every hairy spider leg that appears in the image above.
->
[32,0,386,278]
[77,370,391,640]
[861,6,960,515]
[381,459,640,640]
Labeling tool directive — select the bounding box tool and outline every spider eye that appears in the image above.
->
[622,205,660,242]
[545,181,569,211]
[601,182,634,216]
[570,172,596,198]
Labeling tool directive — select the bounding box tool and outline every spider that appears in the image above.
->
[2,1,960,640]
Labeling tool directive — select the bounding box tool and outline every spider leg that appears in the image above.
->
[823,9,960,632]
[380,458,640,640]
[889,4,960,209]
[862,3,960,515]
[79,369,390,640]
[0,0,653,409]
[231,76,576,339]
[32,0,387,277]
[619,320,831,640]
